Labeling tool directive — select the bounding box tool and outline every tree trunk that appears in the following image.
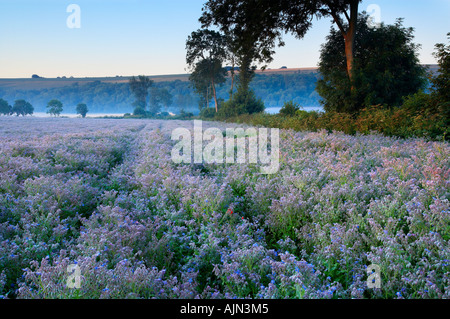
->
[238,53,253,94]
[206,85,209,110]
[211,77,218,112]
[344,33,355,87]
[329,0,359,91]
[345,0,359,91]
[229,56,235,100]
[230,71,235,100]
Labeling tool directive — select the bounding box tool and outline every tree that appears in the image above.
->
[12,100,34,116]
[201,0,364,91]
[46,99,64,116]
[432,32,450,104]
[217,88,264,118]
[200,1,285,96]
[157,88,173,110]
[0,99,11,115]
[316,16,427,113]
[149,87,173,114]
[274,0,362,90]
[76,103,89,118]
[224,36,239,100]
[129,75,153,115]
[186,29,228,112]
[403,33,450,126]
[279,100,301,117]
[189,58,227,112]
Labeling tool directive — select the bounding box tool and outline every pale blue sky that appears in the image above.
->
[0,0,448,78]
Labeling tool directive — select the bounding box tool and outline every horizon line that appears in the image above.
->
[0,64,440,80]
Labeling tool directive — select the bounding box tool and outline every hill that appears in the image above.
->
[0,65,438,115]
[0,67,321,90]
[0,68,323,114]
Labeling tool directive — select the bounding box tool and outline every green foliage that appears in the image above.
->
[11,99,33,116]
[317,15,427,113]
[0,98,11,115]
[199,107,216,119]
[133,107,147,117]
[216,88,264,119]
[173,109,194,120]
[279,100,301,117]
[186,29,228,112]
[129,76,153,114]
[402,91,432,113]
[200,0,285,95]
[149,87,173,115]
[432,32,450,103]
[226,106,448,141]
[400,33,450,131]
[0,72,321,115]
[186,29,228,67]
[76,103,88,118]
[46,99,64,117]
[430,32,450,126]
[189,58,226,111]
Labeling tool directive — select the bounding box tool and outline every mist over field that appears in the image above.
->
[0,69,322,115]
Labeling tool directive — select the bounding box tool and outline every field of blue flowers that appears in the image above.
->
[0,117,449,299]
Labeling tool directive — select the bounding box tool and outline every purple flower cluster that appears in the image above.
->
[0,117,449,299]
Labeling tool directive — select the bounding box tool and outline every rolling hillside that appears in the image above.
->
[0,65,438,114]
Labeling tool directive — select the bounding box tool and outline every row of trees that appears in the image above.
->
[0,99,34,116]
[129,75,174,115]
[46,100,89,117]
[0,98,89,117]
[188,0,446,120]
[0,72,321,115]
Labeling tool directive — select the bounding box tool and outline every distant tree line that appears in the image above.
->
[0,72,321,115]
[0,99,34,116]
[0,97,89,118]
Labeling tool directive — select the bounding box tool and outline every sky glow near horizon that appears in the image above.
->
[0,0,448,78]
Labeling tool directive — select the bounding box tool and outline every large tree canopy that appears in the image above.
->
[189,58,227,111]
[186,29,228,66]
[46,99,64,117]
[76,103,88,118]
[186,29,228,112]
[149,87,174,114]
[12,99,34,116]
[200,0,285,94]
[432,32,450,104]
[277,0,362,86]
[129,75,153,114]
[0,99,11,115]
[316,15,427,113]
[200,0,363,91]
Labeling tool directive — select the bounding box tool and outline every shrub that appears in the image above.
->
[200,107,216,119]
[317,15,427,113]
[279,101,301,117]
[217,89,264,119]
[133,107,146,116]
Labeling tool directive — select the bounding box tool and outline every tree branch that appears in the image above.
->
[343,9,351,24]
[328,10,347,36]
